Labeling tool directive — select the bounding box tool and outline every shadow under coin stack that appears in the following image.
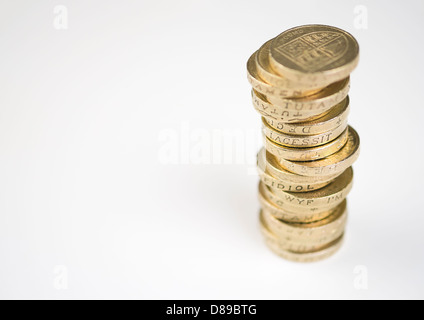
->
[247,25,360,262]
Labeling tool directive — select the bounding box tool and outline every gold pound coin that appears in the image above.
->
[259,212,338,253]
[262,225,344,263]
[261,181,346,217]
[270,167,353,209]
[255,39,323,92]
[264,127,348,162]
[247,51,318,98]
[269,25,359,87]
[278,126,360,177]
[265,149,339,185]
[265,96,350,135]
[261,200,347,244]
[262,116,348,148]
[258,182,337,223]
[265,77,350,113]
[257,147,330,192]
[252,89,330,123]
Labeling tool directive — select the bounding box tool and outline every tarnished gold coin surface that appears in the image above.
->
[278,126,360,177]
[265,96,350,135]
[264,127,348,161]
[269,25,359,86]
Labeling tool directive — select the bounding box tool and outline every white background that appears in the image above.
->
[0,0,423,299]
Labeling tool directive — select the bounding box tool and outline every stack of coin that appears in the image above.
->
[247,25,360,262]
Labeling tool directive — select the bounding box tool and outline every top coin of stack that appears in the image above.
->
[247,25,360,262]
